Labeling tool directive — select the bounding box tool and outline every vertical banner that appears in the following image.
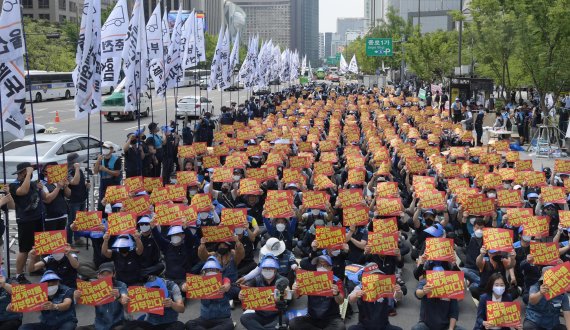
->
[100,0,128,87]
[122,0,148,111]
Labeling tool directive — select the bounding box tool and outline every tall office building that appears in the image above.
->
[291,0,319,65]
[337,17,367,43]
[324,32,333,58]
[18,0,88,23]
[318,33,325,61]
[364,0,383,29]
[232,0,292,49]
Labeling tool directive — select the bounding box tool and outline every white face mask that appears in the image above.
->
[199,212,209,220]
[503,183,511,189]
[276,223,286,232]
[331,250,341,256]
[469,218,476,225]
[261,269,275,280]
[189,189,198,196]
[492,286,505,296]
[52,253,65,261]
[47,285,58,296]
[487,193,496,199]
[311,209,320,216]
[235,228,244,235]
[233,175,241,181]
[205,271,218,276]
[474,229,483,238]
[196,162,202,167]
[316,266,328,272]
[105,204,113,214]
[522,236,532,242]
[171,235,183,245]
[139,225,151,233]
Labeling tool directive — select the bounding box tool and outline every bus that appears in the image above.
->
[25,71,113,103]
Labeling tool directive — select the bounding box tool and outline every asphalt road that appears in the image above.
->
[30,85,255,144]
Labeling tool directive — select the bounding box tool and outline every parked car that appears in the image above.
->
[0,132,121,183]
[0,122,46,147]
[176,96,214,119]
[329,74,340,82]
[102,78,151,121]
[253,88,271,96]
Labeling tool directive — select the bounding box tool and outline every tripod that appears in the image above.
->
[527,124,563,158]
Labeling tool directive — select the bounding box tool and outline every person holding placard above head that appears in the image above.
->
[289,254,346,330]
[471,247,516,300]
[183,256,234,330]
[473,273,521,330]
[347,263,403,330]
[39,162,69,232]
[28,243,79,289]
[412,266,466,330]
[74,262,128,330]
[240,255,290,330]
[152,225,199,286]
[524,266,570,330]
[101,233,143,286]
[16,270,76,330]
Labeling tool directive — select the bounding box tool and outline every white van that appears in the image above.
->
[102,78,152,121]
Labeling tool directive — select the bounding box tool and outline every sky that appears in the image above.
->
[319,0,365,33]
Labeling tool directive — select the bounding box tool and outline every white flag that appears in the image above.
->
[73,0,102,119]
[196,13,206,62]
[100,0,127,87]
[220,28,232,90]
[301,55,306,76]
[270,45,281,82]
[162,10,170,50]
[229,31,240,72]
[164,6,184,90]
[0,0,26,138]
[208,26,230,91]
[182,11,197,69]
[308,61,313,81]
[339,54,348,74]
[147,3,165,96]
[279,49,290,83]
[348,55,359,73]
[121,0,148,111]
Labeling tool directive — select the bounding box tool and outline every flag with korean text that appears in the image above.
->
[100,0,128,88]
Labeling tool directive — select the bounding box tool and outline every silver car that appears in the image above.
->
[176,96,214,119]
[0,123,46,147]
[0,132,121,183]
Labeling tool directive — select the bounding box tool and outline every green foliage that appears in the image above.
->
[404,30,457,82]
[24,18,76,71]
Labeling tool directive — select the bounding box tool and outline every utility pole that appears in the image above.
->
[418,0,421,31]
[458,0,463,76]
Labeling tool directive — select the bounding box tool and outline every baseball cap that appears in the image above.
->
[102,141,114,149]
[97,262,115,274]
[40,270,62,283]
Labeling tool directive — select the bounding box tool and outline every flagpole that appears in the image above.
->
[0,95,12,278]
[161,0,169,137]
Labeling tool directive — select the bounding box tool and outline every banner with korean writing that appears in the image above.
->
[372,218,398,234]
[46,164,68,184]
[107,212,137,236]
[144,177,162,193]
[296,270,333,296]
[343,205,369,227]
[264,198,294,218]
[560,210,570,228]
[541,186,567,204]
[221,208,248,228]
[497,190,523,208]
[124,176,144,193]
[375,198,403,217]
[213,167,233,183]
[34,230,67,255]
[177,171,199,186]
[523,216,550,238]
[303,191,327,210]
[240,286,277,311]
[314,162,334,176]
[425,271,464,299]
[530,242,559,266]
[191,194,212,212]
[73,211,102,232]
[420,190,446,211]
[154,204,185,226]
[463,195,495,216]
[483,228,514,252]
[362,273,395,302]
[201,225,234,243]
[483,173,502,189]
[76,277,114,306]
[486,301,521,328]
[424,238,454,262]
[543,262,570,300]
[376,182,399,198]
[505,208,533,227]
[104,185,129,203]
[338,189,363,207]
[185,274,223,299]
[368,232,399,256]
[555,159,570,174]
[315,226,345,249]
[128,286,164,315]
[239,178,263,195]
[10,284,48,312]
[122,195,151,217]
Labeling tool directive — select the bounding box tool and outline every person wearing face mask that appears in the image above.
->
[211,182,238,208]
[197,205,222,227]
[152,225,198,286]
[471,247,516,300]
[136,216,164,277]
[296,217,327,258]
[198,236,244,301]
[348,263,404,330]
[239,256,290,330]
[536,201,564,237]
[473,273,520,330]
[184,257,234,330]
[524,266,570,330]
[462,218,486,291]
[238,238,298,285]
[525,192,540,213]
[15,271,76,330]
[39,162,70,232]
[28,243,79,289]
[74,262,129,330]
[235,221,259,277]
[101,232,144,286]
[249,155,263,168]
[93,142,122,210]
[264,217,296,251]
[290,254,346,330]
[304,244,349,282]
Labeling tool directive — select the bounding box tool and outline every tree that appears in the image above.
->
[24,18,76,71]
[404,30,457,83]
[512,0,570,112]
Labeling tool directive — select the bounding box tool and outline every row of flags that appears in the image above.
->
[340,54,359,74]
[0,0,353,136]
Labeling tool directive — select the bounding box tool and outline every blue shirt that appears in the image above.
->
[525,283,570,329]
[40,285,76,327]
[94,280,127,330]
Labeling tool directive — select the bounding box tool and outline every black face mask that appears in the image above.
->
[218,247,229,255]
[491,255,503,263]
[221,187,230,193]
[118,247,130,254]
[425,218,434,226]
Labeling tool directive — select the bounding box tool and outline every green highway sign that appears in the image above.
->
[326,56,337,65]
[366,38,393,57]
